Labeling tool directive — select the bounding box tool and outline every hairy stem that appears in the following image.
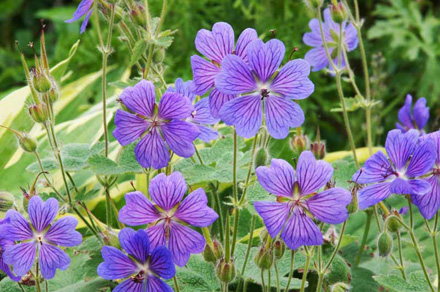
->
[354,210,372,267]
[300,247,312,292]
[396,231,407,280]
[284,250,295,292]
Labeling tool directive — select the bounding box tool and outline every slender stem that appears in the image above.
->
[268,269,271,292]
[407,197,414,229]
[373,205,382,232]
[284,250,295,292]
[243,279,248,292]
[173,276,180,292]
[275,260,280,292]
[317,9,359,167]
[45,279,48,292]
[231,130,239,256]
[316,273,324,292]
[354,210,372,267]
[396,231,407,280]
[225,212,231,262]
[323,221,347,272]
[239,133,259,205]
[300,247,312,292]
[35,262,41,292]
[261,269,266,292]
[66,172,79,193]
[425,212,440,291]
[202,227,214,248]
[195,144,204,165]
[241,216,256,275]
[155,0,168,36]
[18,283,25,292]
[211,184,224,243]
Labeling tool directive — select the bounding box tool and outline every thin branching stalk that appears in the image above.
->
[300,247,312,292]
[424,213,440,291]
[284,250,295,292]
[354,210,372,267]
[396,231,407,280]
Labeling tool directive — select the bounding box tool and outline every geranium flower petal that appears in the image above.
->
[305,47,331,72]
[147,275,174,292]
[190,55,220,96]
[254,201,290,238]
[296,151,333,195]
[5,210,33,241]
[158,92,194,120]
[256,159,295,197]
[306,188,351,224]
[45,217,82,247]
[39,244,70,280]
[220,94,262,138]
[3,242,37,277]
[358,182,391,209]
[175,188,218,227]
[265,95,305,139]
[113,279,143,292]
[411,176,440,220]
[413,97,429,129]
[270,59,314,100]
[208,89,235,119]
[168,222,205,267]
[191,98,220,124]
[149,247,175,280]
[65,0,93,23]
[281,208,323,251]
[135,128,170,169]
[235,28,258,62]
[97,246,139,280]
[113,110,148,146]
[119,191,161,226]
[149,172,187,211]
[28,196,59,232]
[247,39,285,83]
[120,80,156,118]
[195,22,234,63]
[161,120,200,157]
[385,129,418,170]
[146,224,167,250]
[119,228,150,264]
[406,136,436,177]
[353,150,393,184]
[215,55,257,95]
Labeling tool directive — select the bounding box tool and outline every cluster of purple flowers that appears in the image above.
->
[354,96,439,220]
[303,8,359,73]
[0,196,82,281]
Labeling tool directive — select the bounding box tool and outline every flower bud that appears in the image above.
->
[291,134,308,153]
[203,239,224,263]
[0,192,15,212]
[21,188,36,211]
[131,4,146,27]
[254,246,274,269]
[347,187,358,214]
[153,48,166,64]
[29,103,49,123]
[304,0,323,9]
[48,83,60,103]
[330,2,348,24]
[254,147,268,168]
[259,228,269,242]
[310,140,326,160]
[17,133,37,153]
[31,70,52,93]
[331,282,350,292]
[273,239,285,259]
[377,232,393,257]
[386,210,403,233]
[102,229,121,248]
[216,259,236,283]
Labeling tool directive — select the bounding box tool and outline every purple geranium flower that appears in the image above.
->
[215,39,314,139]
[167,78,220,142]
[303,8,358,72]
[396,94,429,134]
[98,228,175,292]
[65,0,94,34]
[254,151,351,250]
[191,22,258,118]
[113,80,200,169]
[0,219,21,281]
[411,131,440,219]
[2,196,82,279]
[353,129,436,210]
[119,172,218,266]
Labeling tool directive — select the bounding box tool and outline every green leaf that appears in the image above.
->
[331,159,357,189]
[130,39,148,66]
[373,271,430,292]
[119,144,143,173]
[51,278,109,292]
[50,40,80,82]
[175,254,221,292]
[75,187,100,202]
[26,157,58,173]
[151,35,174,48]
[87,154,121,176]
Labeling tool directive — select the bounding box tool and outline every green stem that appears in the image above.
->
[211,183,224,243]
[396,231,407,280]
[35,262,41,292]
[231,208,239,256]
[316,10,359,168]
[275,260,280,292]
[231,130,239,256]
[407,197,414,229]
[202,227,214,248]
[225,212,231,262]
[239,133,259,205]
[18,283,25,292]
[268,269,271,292]
[261,269,266,292]
[425,212,440,291]
[173,276,180,292]
[284,250,295,292]
[194,144,204,165]
[373,205,382,232]
[354,210,372,267]
[241,216,256,275]
[300,247,312,292]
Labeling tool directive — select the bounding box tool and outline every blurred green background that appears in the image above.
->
[1,0,439,150]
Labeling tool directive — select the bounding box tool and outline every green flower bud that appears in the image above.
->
[103,229,121,248]
[259,228,269,242]
[216,259,236,283]
[254,147,269,168]
[29,103,49,123]
[304,0,323,9]
[31,70,52,93]
[0,192,15,212]
[330,2,348,24]
[274,239,285,259]
[377,232,393,257]
[386,210,403,233]
[347,187,358,214]
[254,246,274,269]
[17,133,37,153]
[203,239,224,263]
[291,134,308,153]
[153,48,166,64]
[331,282,350,292]
[131,4,146,27]
[48,83,60,104]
